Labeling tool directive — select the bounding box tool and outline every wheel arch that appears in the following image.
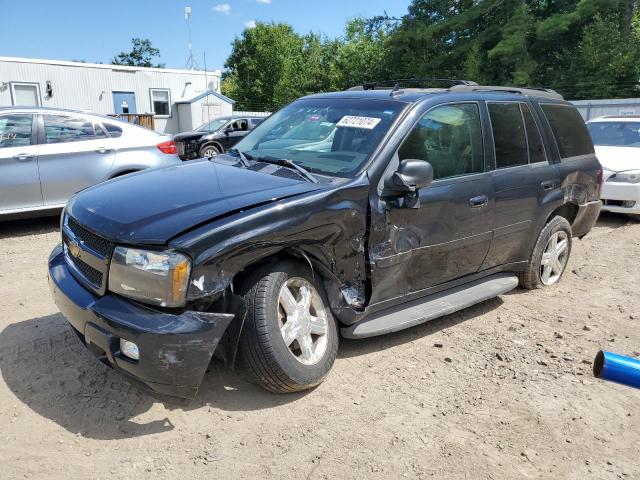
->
[199,141,223,155]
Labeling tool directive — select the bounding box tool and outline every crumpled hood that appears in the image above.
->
[66,160,323,244]
[173,130,208,141]
[595,146,640,174]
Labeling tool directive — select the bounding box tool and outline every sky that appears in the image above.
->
[0,0,412,71]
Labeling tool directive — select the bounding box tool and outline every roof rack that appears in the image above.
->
[448,84,564,100]
[347,78,478,91]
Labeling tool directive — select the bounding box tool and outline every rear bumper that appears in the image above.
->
[48,245,234,399]
[571,200,602,238]
[601,182,640,215]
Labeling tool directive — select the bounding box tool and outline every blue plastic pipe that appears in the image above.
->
[593,350,640,389]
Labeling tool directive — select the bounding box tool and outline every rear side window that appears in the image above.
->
[44,115,95,144]
[521,104,546,163]
[488,103,528,168]
[399,103,484,180]
[103,123,123,138]
[94,123,108,139]
[541,104,594,158]
[0,114,33,148]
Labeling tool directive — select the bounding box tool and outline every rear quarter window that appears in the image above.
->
[541,104,594,158]
[103,123,123,138]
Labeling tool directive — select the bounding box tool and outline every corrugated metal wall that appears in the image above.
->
[0,57,224,134]
[571,98,640,121]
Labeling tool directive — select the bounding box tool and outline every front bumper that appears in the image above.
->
[48,245,234,399]
[601,181,640,215]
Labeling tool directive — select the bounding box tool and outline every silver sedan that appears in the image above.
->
[0,107,181,217]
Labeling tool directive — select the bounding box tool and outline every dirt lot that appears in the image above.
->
[0,213,639,480]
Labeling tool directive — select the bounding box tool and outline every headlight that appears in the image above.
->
[608,170,640,184]
[109,247,191,307]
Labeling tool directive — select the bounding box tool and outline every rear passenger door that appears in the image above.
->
[481,101,560,269]
[0,113,42,211]
[37,114,117,206]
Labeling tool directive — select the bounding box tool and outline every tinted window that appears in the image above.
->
[399,103,484,180]
[104,123,123,138]
[521,104,546,163]
[44,115,95,144]
[489,103,528,168]
[541,104,594,158]
[251,118,265,127]
[587,121,640,148]
[94,123,108,139]
[0,114,33,148]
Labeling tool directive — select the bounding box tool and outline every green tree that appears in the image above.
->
[112,38,164,68]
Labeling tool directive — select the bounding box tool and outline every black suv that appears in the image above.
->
[48,81,602,399]
[173,116,265,160]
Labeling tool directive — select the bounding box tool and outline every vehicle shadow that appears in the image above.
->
[594,211,633,230]
[339,296,503,359]
[0,215,60,239]
[0,313,305,440]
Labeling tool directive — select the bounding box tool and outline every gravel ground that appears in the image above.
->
[0,212,638,480]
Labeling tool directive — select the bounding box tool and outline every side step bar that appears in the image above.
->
[342,273,519,339]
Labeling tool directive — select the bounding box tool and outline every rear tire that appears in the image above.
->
[200,144,220,159]
[238,261,339,393]
[519,216,572,290]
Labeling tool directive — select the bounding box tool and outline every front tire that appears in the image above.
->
[200,144,220,159]
[238,261,339,393]
[519,216,572,290]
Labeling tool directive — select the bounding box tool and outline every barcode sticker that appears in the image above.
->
[336,116,381,130]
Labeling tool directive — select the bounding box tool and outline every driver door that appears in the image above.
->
[369,102,495,305]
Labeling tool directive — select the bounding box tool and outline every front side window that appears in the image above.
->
[489,103,528,168]
[587,121,640,148]
[150,89,171,116]
[541,104,594,158]
[44,115,96,144]
[399,103,484,180]
[0,114,33,148]
[235,98,405,177]
[11,83,41,107]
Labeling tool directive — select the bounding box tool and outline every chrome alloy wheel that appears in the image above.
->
[202,147,218,158]
[540,230,570,285]
[277,278,329,365]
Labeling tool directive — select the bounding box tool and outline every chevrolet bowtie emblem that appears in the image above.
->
[68,239,81,259]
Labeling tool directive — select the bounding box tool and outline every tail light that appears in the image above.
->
[157,140,177,155]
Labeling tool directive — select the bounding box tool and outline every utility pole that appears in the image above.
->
[185,6,199,70]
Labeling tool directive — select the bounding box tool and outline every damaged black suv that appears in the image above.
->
[48,81,602,399]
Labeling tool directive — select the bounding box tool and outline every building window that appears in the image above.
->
[10,82,42,107]
[150,89,171,117]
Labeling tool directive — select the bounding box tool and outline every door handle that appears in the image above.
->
[541,181,555,191]
[95,147,113,154]
[469,195,489,208]
[13,153,35,161]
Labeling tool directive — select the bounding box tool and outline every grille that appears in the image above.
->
[67,216,114,257]
[68,254,103,286]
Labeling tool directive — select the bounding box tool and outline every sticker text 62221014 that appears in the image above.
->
[336,116,381,130]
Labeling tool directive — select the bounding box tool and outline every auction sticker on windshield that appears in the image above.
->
[337,116,381,130]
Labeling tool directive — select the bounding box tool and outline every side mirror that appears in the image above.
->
[384,159,433,209]
[391,159,433,192]
[224,127,233,135]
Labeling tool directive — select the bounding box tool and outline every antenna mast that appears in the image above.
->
[184,6,199,70]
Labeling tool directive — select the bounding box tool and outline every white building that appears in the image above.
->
[0,56,235,134]
[571,98,640,121]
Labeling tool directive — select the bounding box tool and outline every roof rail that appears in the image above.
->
[448,84,564,100]
[347,78,478,91]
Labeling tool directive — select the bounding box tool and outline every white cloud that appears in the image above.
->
[255,0,271,4]
[213,3,231,14]
[245,20,257,28]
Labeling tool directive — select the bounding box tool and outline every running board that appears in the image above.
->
[342,273,519,339]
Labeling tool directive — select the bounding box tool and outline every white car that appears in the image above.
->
[0,107,181,217]
[587,116,640,220]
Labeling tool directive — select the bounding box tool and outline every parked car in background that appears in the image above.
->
[587,116,640,220]
[173,115,265,160]
[0,107,180,217]
[49,83,601,400]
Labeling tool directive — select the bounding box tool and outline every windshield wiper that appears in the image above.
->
[227,148,252,168]
[254,156,319,183]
